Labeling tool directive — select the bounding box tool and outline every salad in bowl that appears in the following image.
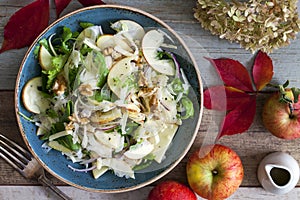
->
[21,19,194,179]
[15,5,203,192]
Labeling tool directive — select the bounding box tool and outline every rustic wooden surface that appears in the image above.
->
[0,0,300,199]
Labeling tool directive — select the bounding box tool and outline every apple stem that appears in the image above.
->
[288,103,294,118]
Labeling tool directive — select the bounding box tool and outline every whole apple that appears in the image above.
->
[148,180,197,200]
[262,90,300,139]
[186,144,244,200]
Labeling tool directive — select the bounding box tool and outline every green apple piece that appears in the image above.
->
[22,77,50,114]
[107,57,135,97]
[48,130,72,141]
[39,45,53,71]
[152,124,178,163]
[48,141,73,154]
[92,166,109,179]
[111,20,145,41]
[124,139,154,160]
[142,30,175,76]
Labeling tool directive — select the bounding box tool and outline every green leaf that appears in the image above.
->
[46,109,59,118]
[95,52,108,88]
[34,38,49,57]
[57,135,80,151]
[68,66,80,90]
[181,96,194,119]
[80,22,95,29]
[43,54,67,90]
[171,78,184,94]
[292,87,300,103]
[157,50,172,60]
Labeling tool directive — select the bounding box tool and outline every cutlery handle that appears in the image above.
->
[38,174,72,200]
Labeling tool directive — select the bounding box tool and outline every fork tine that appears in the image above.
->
[0,133,32,159]
[0,149,25,175]
[0,133,32,176]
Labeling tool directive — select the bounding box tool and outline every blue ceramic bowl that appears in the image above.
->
[15,5,203,192]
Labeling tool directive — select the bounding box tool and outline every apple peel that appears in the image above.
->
[187,144,244,200]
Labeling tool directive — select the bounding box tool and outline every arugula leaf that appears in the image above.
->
[95,52,108,88]
[157,50,172,60]
[68,67,80,90]
[52,26,78,54]
[46,108,59,118]
[58,100,73,123]
[42,54,67,90]
[40,122,65,140]
[57,135,80,151]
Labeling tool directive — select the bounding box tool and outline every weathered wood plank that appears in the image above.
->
[0,186,299,199]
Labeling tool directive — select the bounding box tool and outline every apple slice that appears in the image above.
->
[90,108,122,124]
[48,140,73,154]
[92,166,109,179]
[22,77,50,114]
[111,20,145,41]
[94,130,124,151]
[96,34,115,51]
[107,57,135,97]
[38,45,53,71]
[96,34,134,56]
[77,25,102,42]
[142,30,175,76]
[151,124,178,163]
[124,139,154,160]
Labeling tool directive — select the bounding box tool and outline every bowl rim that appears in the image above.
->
[15,4,204,193]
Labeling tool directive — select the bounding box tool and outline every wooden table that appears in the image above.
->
[1,1,300,199]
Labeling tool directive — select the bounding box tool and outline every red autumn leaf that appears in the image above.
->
[206,57,254,92]
[0,0,50,53]
[55,0,72,18]
[253,51,274,91]
[77,0,105,6]
[217,96,256,139]
[204,85,254,111]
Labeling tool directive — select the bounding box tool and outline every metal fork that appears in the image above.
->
[0,133,72,200]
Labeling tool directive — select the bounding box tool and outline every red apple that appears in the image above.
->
[186,144,244,200]
[148,180,197,200]
[262,90,300,139]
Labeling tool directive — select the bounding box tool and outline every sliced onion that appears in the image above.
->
[68,164,96,173]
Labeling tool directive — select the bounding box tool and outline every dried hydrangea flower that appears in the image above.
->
[194,0,300,53]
